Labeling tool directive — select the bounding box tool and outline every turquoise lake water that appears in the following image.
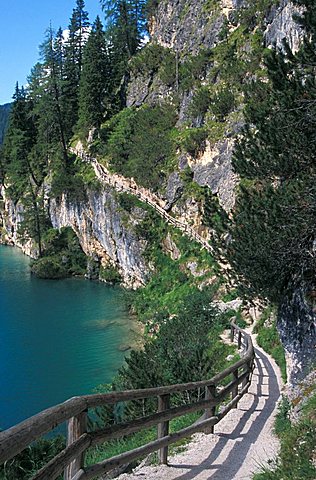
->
[0,245,133,430]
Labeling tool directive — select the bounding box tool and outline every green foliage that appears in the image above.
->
[50,154,99,201]
[253,392,316,480]
[116,288,233,421]
[0,436,65,480]
[179,127,208,157]
[0,103,11,145]
[179,49,212,91]
[77,17,113,136]
[130,43,175,86]
[31,227,87,279]
[100,104,177,190]
[203,191,229,234]
[254,308,287,382]
[85,411,200,467]
[117,191,143,212]
[229,13,316,302]
[145,0,161,17]
[274,396,291,438]
[209,87,236,121]
[99,264,122,284]
[31,256,68,279]
[189,86,211,119]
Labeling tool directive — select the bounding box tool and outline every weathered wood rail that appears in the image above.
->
[0,322,254,480]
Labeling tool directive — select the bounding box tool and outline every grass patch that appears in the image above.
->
[85,411,202,468]
[253,392,316,480]
[253,307,287,382]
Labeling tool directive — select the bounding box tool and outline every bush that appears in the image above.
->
[99,265,122,284]
[189,86,211,119]
[31,256,68,279]
[209,87,236,121]
[0,436,65,480]
[254,393,316,480]
[102,104,177,190]
[180,128,208,156]
[31,227,87,279]
[254,308,287,382]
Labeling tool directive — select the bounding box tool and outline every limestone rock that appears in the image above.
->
[191,139,238,212]
[278,280,316,384]
[264,0,304,52]
[161,233,181,260]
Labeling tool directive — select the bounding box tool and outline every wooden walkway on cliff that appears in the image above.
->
[77,151,215,256]
[0,322,255,480]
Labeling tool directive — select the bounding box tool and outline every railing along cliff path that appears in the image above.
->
[76,151,215,255]
[0,322,255,480]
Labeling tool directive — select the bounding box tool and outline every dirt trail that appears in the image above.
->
[74,148,214,255]
[117,334,282,480]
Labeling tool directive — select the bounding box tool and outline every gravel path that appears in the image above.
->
[117,335,283,480]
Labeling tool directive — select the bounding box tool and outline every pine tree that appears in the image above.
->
[39,26,69,164]
[77,16,112,135]
[63,0,90,136]
[2,84,36,199]
[228,1,316,302]
[2,84,50,256]
[101,0,147,110]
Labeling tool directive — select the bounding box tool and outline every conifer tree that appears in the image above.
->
[101,0,147,110]
[63,0,90,136]
[77,16,112,135]
[39,26,69,164]
[229,0,316,302]
[2,84,49,255]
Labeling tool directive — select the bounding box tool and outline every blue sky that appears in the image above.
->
[0,0,103,104]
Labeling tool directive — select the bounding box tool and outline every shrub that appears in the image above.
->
[180,128,208,156]
[209,87,236,121]
[31,227,87,279]
[102,104,177,190]
[99,265,122,284]
[189,86,211,119]
[31,256,68,279]
[0,436,65,480]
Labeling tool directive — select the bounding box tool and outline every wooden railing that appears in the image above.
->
[0,322,255,480]
[76,151,215,255]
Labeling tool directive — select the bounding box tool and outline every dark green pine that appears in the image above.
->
[77,16,112,136]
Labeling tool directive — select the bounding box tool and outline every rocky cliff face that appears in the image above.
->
[49,189,149,289]
[0,183,149,289]
[0,186,37,258]
[279,281,316,383]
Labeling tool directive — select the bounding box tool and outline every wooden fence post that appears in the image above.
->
[64,410,87,480]
[204,384,217,434]
[230,324,235,342]
[157,394,170,464]
[232,369,239,408]
[238,331,242,349]
[242,360,253,391]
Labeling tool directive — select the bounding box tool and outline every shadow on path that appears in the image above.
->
[167,348,280,480]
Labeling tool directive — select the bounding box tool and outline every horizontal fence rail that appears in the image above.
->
[0,321,255,480]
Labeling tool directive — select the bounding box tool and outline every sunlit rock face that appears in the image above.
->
[49,188,150,289]
[0,186,38,258]
[264,0,304,52]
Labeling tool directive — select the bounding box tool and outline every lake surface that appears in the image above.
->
[0,245,134,430]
